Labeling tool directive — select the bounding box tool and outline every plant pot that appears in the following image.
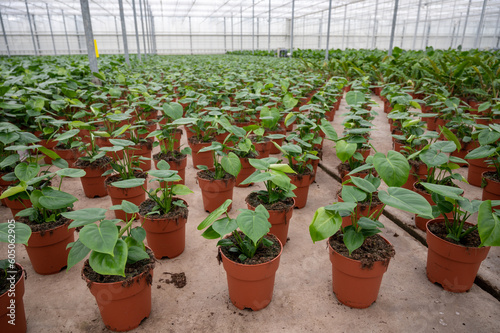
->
[25,221,75,275]
[325,109,335,121]
[219,236,282,311]
[246,195,294,246]
[412,182,455,231]
[265,128,286,154]
[288,173,313,209]
[127,141,153,172]
[82,258,154,331]
[78,164,111,198]
[0,263,26,333]
[197,172,235,213]
[235,157,256,188]
[481,171,500,205]
[3,197,32,218]
[106,176,147,221]
[467,156,496,187]
[139,199,188,259]
[159,129,183,151]
[53,147,80,167]
[337,193,385,228]
[188,138,214,169]
[403,161,427,191]
[253,140,272,159]
[95,137,125,160]
[39,139,57,164]
[153,153,187,186]
[426,219,490,292]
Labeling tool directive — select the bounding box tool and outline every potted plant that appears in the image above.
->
[240,157,297,245]
[62,201,155,331]
[420,182,500,292]
[197,199,283,311]
[309,151,433,308]
[0,160,84,275]
[0,222,31,332]
[260,106,286,154]
[138,160,193,259]
[196,141,241,213]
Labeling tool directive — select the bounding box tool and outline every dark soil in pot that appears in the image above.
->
[19,214,71,235]
[104,171,147,186]
[75,156,112,169]
[153,150,185,163]
[427,222,481,247]
[245,192,294,211]
[188,135,216,145]
[139,198,188,220]
[483,171,500,182]
[197,169,234,182]
[82,248,156,284]
[329,232,395,269]
[0,264,23,295]
[219,233,281,265]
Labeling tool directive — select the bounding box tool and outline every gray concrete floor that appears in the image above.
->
[1,93,499,332]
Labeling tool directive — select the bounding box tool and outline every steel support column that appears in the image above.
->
[74,16,82,54]
[252,0,255,55]
[189,17,193,55]
[25,0,37,55]
[46,4,57,55]
[388,0,400,56]
[325,0,332,61]
[372,0,379,49]
[79,0,99,76]
[114,16,121,53]
[474,0,488,49]
[132,0,141,61]
[290,0,295,58]
[268,0,271,52]
[118,0,130,65]
[412,0,423,49]
[461,0,472,47]
[62,10,71,54]
[224,17,227,52]
[0,9,10,57]
[139,0,147,59]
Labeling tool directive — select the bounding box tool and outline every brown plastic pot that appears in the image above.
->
[126,143,152,172]
[25,222,75,275]
[426,219,490,292]
[188,138,214,169]
[403,162,427,191]
[265,128,286,154]
[197,173,235,213]
[0,263,26,333]
[3,197,32,218]
[78,164,111,198]
[83,260,154,332]
[481,171,500,205]
[39,139,57,164]
[289,173,313,209]
[153,154,187,187]
[139,200,188,259]
[235,157,256,187]
[467,156,496,187]
[328,235,392,308]
[219,236,282,311]
[412,182,455,231]
[95,137,124,160]
[106,176,147,221]
[53,147,80,167]
[246,198,294,246]
[253,140,272,159]
[337,193,385,228]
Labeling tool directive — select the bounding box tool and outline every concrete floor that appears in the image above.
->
[1,93,499,332]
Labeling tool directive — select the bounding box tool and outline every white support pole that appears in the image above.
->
[139,0,147,59]
[25,0,38,56]
[290,0,295,58]
[224,17,227,52]
[257,17,260,50]
[240,6,243,51]
[401,20,406,47]
[150,8,157,54]
[372,0,379,49]
[114,16,121,53]
[189,17,193,55]
[342,5,347,50]
[268,0,271,52]
[474,0,488,49]
[252,0,255,55]
[132,0,141,61]
[74,15,82,54]
[0,9,10,57]
[231,15,234,51]
[32,15,41,54]
[318,18,322,50]
[79,0,99,77]
[388,0,400,56]
[143,0,151,56]
[412,0,423,50]
[62,10,70,54]
[461,0,472,47]
[325,0,332,61]
[118,0,130,65]
[46,4,57,55]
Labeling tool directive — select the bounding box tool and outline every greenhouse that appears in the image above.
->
[0,0,500,332]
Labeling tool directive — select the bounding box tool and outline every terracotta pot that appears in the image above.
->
[265,128,286,154]
[106,176,147,221]
[3,197,32,218]
[153,154,187,186]
[39,139,57,164]
[412,182,455,231]
[467,156,496,187]
[246,198,294,246]
[356,148,370,162]
[328,235,392,308]
[403,162,427,191]
[0,173,14,207]
[197,173,235,213]
[219,236,282,311]
[78,164,111,198]
[289,173,313,209]
[188,139,214,169]
[25,221,75,275]
[450,141,477,166]
[139,200,188,259]
[159,129,183,151]
[137,122,158,139]
[95,137,125,160]
[325,109,335,121]
[236,157,256,188]
[53,147,80,167]
[126,141,153,172]
[83,261,154,331]
[0,263,26,333]
[253,140,272,159]
[426,219,490,292]
[337,193,384,228]
[481,171,500,205]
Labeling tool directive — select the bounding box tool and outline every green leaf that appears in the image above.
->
[345,91,365,106]
[248,158,270,170]
[163,102,184,120]
[309,207,342,243]
[0,222,31,245]
[478,200,500,247]
[38,146,60,160]
[419,182,464,200]
[172,184,193,196]
[239,170,273,185]
[335,140,357,163]
[201,226,220,239]
[270,163,295,174]
[0,154,19,169]
[221,152,241,177]
[131,227,146,243]
[89,239,128,277]
[341,185,367,203]
[15,162,40,182]
[111,178,146,188]
[66,240,91,271]
[379,187,433,218]
[119,200,139,214]
[55,129,79,142]
[79,220,118,255]
[212,217,238,237]
[373,151,410,187]
[420,150,448,168]
[440,126,461,151]
[236,205,271,244]
[357,217,384,230]
[343,227,365,254]
[63,208,107,228]
[39,188,78,210]
[197,199,232,230]
[56,168,86,178]
[126,245,149,263]
[350,176,377,194]
[319,118,338,141]
[283,93,299,109]
[0,185,25,199]
[465,146,496,160]
[478,130,500,146]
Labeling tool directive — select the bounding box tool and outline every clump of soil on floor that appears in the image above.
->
[329,232,395,269]
[428,221,481,247]
[219,233,281,265]
[159,272,187,288]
